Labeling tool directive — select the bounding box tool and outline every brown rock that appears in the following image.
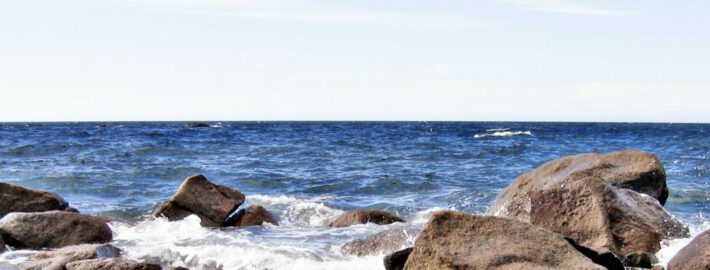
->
[18,244,120,270]
[529,177,688,261]
[403,211,606,270]
[153,174,245,227]
[225,205,278,227]
[328,210,404,228]
[0,234,5,254]
[0,211,112,249]
[489,150,669,222]
[341,226,420,256]
[65,258,161,270]
[0,182,70,218]
[384,247,412,270]
[667,229,710,270]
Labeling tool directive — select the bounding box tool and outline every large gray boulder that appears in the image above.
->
[328,210,404,228]
[0,182,70,218]
[667,229,710,270]
[403,211,607,270]
[0,211,112,249]
[341,226,420,256]
[489,150,669,222]
[65,258,161,270]
[153,174,245,227]
[528,177,688,264]
[18,244,121,270]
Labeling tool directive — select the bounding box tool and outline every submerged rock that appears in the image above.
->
[384,247,412,270]
[667,229,710,270]
[65,258,161,270]
[403,211,607,270]
[341,226,420,256]
[328,210,404,228]
[153,174,245,227]
[0,211,112,249]
[489,150,669,221]
[0,182,70,218]
[224,205,278,227]
[18,244,121,270]
[185,122,209,128]
[529,177,688,262]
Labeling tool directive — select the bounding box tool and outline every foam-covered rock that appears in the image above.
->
[489,150,669,221]
[328,210,404,228]
[403,211,607,270]
[153,174,245,227]
[0,182,70,218]
[0,211,112,249]
[18,244,120,270]
[667,229,710,270]
[341,226,420,256]
[224,205,278,227]
[65,258,161,270]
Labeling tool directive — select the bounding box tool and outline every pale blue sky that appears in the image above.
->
[1,0,708,122]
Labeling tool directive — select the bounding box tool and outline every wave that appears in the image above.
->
[474,130,532,139]
[485,128,510,132]
[656,212,710,267]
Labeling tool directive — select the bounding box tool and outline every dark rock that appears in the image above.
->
[153,174,245,227]
[489,150,669,221]
[403,211,606,270]
[384,247,412,270]
[651,266,665,270]
[0,182,70,218]
[0,234,4,254]
[224,205,278,227]
[65,258,161,270]
[0,211,112,249]
[18,244,120,270]
[564,237,624,270]
[341,226,420,256]
[668,229,710,270]
[529,177,688,261]
[185,122,209,128]
[622,252,657,268]
[328,210,404,228]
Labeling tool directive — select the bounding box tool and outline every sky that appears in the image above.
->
[0,0,709,122]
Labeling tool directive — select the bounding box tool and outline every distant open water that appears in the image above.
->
[0,122,708,269]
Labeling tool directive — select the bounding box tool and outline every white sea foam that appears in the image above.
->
[474,130,532,139]
[656,212,710,267]
[246,194,343,227]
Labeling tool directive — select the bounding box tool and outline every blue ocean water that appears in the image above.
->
[0,122,708,269]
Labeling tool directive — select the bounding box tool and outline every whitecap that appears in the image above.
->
[474,130,533,139]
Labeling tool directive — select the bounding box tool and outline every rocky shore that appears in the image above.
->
[0,150,708,269]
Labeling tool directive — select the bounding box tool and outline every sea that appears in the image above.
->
[0,122,708,269]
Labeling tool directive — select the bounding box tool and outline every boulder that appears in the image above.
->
[341,226,420,256]
[18,244,120,270]
[185,122,209,128]
[65,258,161,270]
[0,182,70,218]
[224,205,278,227]
[489,150,669,222]
[153,174,245,227]
[384,247,412,270]
[529,177,688,262]
[667,229,710,270]
[403,211,607,270]
[328,210,404,228]
[0,211,112,249]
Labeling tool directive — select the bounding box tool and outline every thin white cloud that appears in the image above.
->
[498,0,637,16]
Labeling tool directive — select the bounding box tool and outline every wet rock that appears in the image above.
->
[18,244,120,270]
[384,247,412,270]
[667,229,710,270]
[563,238,624,270]
[328,210,404,228]
[622,252,657,268]
[0,211,112,249]
[529,177,688,262]
[651,266,665,270]
[153,174,245,227]
[489,150,669,221]
[341,226,420,256]
[65,258,161,270]
[224,205,278,227]
[185,122,209,128]
[0,182,70,218]
[403,211,606,270]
